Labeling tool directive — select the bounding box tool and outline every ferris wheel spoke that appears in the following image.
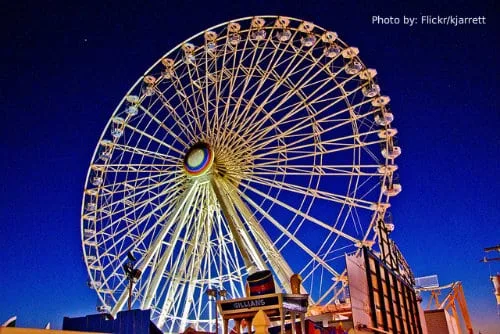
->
[215,40,273,147]
[96,163,179,174]
[243,70,365,143]
[179,206,211,331]
[252,139,383,165]
[214,207,247,299]
[314,275,346,305]
[161,86,204,135]
[354,173,382,201]
[247,174,374,211]
[184,65,210,140]
[220,56,290,138]
[93,176,183,229]
[240,180,362,244]
[110,181,200,316]
[229,40,323,143]
[96,186,184,280]
[136,104,191,149]
[93,189,182,237]
[166,70,205,137]
[152,88,199,139]
[211,177,265,273]
[89,175,173,212]
[213,30,260,144]
[142,184,203,309]
[245,104,356,157]
[210,44,234,146]
[234,46,339,140]
[217,212,244,298]
[350,203,366,237]
[109,142,183,163]
[161,249,204,332]
[252,128,382,161]
[251,164,383,177]
[158,279,188,329]
[242,73,365,145]
[235,185,341,278]
[97,188,176,218]
[221,70,275,131]
[109,209,189,316]
[156,200,207,329]
[313,204,362,259]
[123,123,186,156]
[197,51,226,138]
[95,171,182,198]
[216,26,301,146]
[210,51,247,149]
[221,178,295,293]
[248,99,375,154]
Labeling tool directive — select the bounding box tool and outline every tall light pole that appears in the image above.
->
[123,252,141,311]
[206,288,227,334]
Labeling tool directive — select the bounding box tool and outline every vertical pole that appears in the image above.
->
[300,313,306,334]
[279,307,285,334]
[215,297,219,334]
[128,279,132,311]
[290,312,296,334]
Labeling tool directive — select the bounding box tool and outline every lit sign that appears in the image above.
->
[220,296,279,311]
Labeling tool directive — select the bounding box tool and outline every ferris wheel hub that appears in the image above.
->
[183,142,214,176]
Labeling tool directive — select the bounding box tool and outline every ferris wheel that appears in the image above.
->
[81,16,401,333]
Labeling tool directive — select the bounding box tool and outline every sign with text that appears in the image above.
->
[220,296,279,311]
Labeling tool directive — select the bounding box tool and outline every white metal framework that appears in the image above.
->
[81,16,401,333]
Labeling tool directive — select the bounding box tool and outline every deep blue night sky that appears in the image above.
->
[1,0,498,332]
